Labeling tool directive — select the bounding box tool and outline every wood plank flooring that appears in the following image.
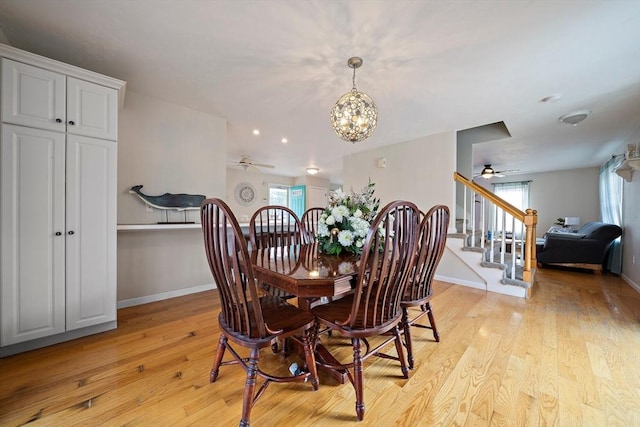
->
[1,268,639,426]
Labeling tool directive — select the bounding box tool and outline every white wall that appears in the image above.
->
[342,131,457,214]
[484,167,601,236]
[225,168,295,222]
[117,91,226,302]
[342,130,466,286]
[618,128,640,289]
[0,28,9,45]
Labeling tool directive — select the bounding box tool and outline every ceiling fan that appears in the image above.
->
[477,164,519,179]
[228,156,275,171]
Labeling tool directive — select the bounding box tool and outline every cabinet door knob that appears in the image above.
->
[68,231,75,235]
[55,232,62,236]
[55,118,63,123]
[68,120,75,126]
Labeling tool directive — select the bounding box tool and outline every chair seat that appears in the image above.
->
[401,286,433,308]
[311,294,400,338]
[221,296,315,343]
[261,296,315,333]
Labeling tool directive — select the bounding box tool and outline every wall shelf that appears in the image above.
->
[117,223,251,231]
[117,224,201,231]
[614,157,640,182]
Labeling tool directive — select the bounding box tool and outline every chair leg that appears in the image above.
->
[240,348,260,427]
[393,326,409,379]
[352,338,365,421]
[301,331,319,390]
[425,302,440,342]
[401,308,415,369]
[210,334,227,383]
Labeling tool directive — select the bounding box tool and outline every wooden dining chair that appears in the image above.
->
[249,205,303,249]
[249,205,303,299]
[401,204,449,369]
[300,207,325,244]
[311,200,421,421]
[201,198,318,427]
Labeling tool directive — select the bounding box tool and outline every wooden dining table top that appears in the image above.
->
[249,243,360,300]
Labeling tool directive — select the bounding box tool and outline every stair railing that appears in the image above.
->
[454,172,538,283]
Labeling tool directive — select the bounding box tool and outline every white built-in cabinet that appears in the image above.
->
[0,44,125,355]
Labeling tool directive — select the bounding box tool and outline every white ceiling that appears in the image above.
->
[1,0,639,183]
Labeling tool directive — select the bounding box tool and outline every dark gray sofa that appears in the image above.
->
[536,221,622,273]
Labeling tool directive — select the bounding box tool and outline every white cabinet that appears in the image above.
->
[0,44,124,355]
[0,125,66,344]
[1,58,118,141]
[65,134,117,331]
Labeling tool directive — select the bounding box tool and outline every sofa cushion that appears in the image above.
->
[578,222,622,241]
[545,232,585,239]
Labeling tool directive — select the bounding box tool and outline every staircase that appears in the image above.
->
[438,173,538,298]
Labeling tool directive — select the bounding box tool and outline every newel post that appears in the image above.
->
[523,209,538,282]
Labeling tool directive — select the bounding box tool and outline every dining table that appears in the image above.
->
[250,242,360,309]
[249,242,360,383]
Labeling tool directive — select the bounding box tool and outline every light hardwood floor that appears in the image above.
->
[1,268,638,426]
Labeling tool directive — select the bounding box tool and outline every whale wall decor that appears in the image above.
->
[129,185,206,211]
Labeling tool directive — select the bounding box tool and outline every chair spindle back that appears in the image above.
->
[349,200,421,330]
[405,205,450,302]
[201,198,267,338]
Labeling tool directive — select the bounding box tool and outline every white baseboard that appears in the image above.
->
[117,283,216,309]
[620,273,640,293]
[435,274,487,291]
[1,321,117,357]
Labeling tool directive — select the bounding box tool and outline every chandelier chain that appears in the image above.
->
[352,66,357,91]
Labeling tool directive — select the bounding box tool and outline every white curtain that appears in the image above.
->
[599,156,623,274]
[492,181,530,237]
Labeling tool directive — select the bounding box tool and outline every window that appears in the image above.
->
[492,181,530,235]
[268,184,289,207]
[492,181,530,210]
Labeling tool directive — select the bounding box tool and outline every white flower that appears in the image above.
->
[338,230,355,247]
[317,222,329,237]
[350,217,370,238]
[332,205,350,222]
[353,209,363,218]
[355,239,364,248]
[325,215,336,225]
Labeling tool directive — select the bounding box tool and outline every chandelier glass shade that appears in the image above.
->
[330,57,378,143]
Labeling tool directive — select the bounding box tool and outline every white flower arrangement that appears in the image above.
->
[317,180,379,255]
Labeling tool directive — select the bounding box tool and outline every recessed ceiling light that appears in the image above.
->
[559,110,591,126]
[252,129,260,135]
[541,94,562,103]
[281,138,288,143]
[306,167,319,175]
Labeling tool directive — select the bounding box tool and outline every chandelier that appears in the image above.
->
[330,57,378,143]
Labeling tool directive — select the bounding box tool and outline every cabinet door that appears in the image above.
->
[1,124,66,346]
[66,78,118,141]
[65,135,116,330]
[1,58,66,132]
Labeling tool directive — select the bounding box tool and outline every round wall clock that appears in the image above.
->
[234,182,257,206]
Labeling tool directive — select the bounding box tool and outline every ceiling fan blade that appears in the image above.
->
[249,162,275,169]
[496,169,519,175]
